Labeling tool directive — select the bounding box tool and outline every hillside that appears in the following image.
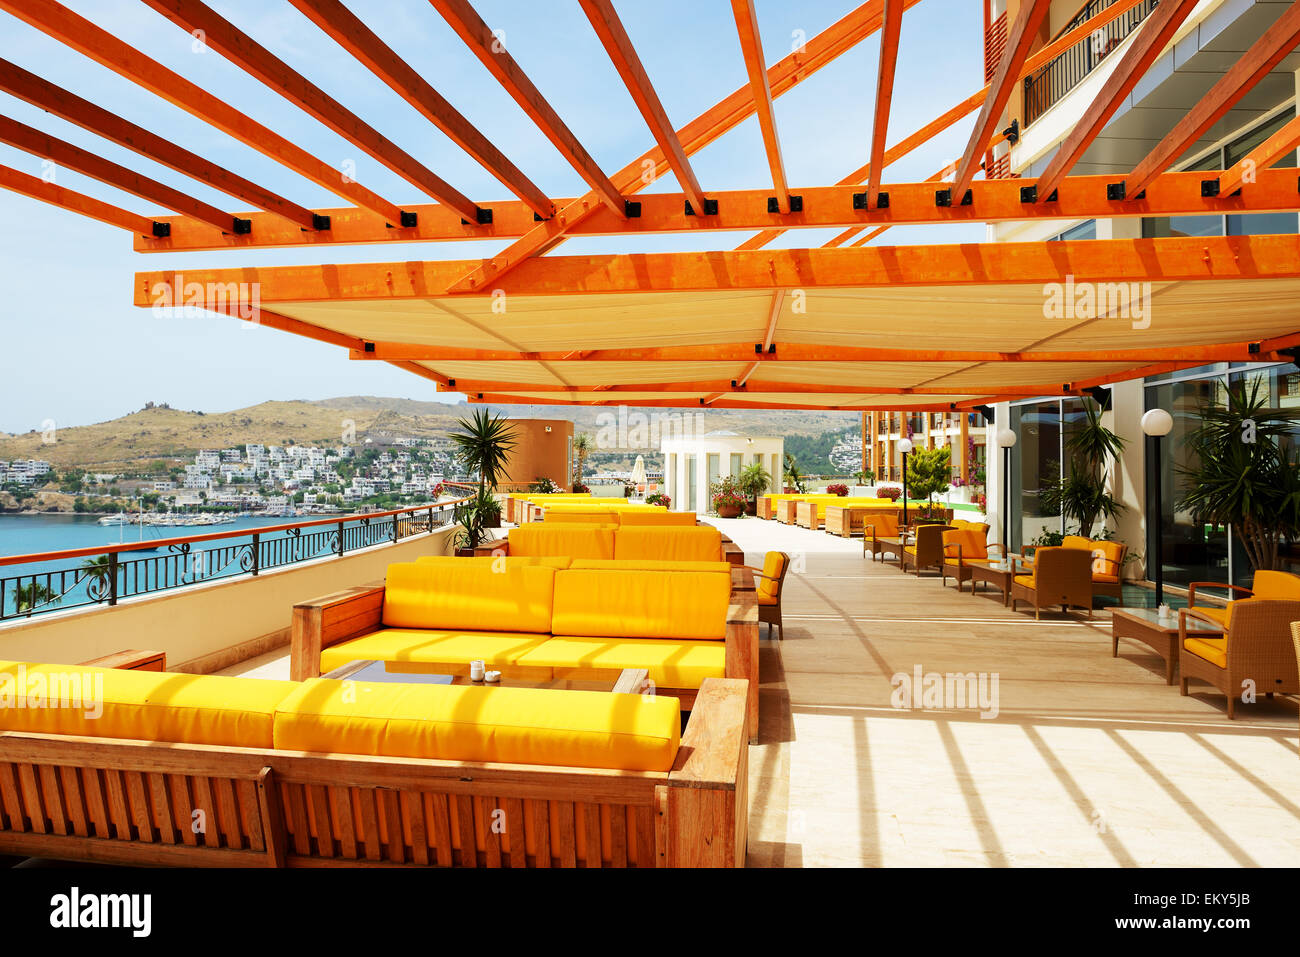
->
[0,398,860,471]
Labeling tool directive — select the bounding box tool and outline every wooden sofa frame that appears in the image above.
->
[0,678,748,868]
[291,576,761,743]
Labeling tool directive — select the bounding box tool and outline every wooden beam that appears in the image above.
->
[1126,3,1300,197]
[0,114,240,232]
[0,57,316,230]
[135,167,1300,252]
[1021,0,1149,79]
[731,0,790,211]
[0,163,159,235]
[435,379,1089,397]
[1219,113,1300,196]
[287,0,554,218]
[345,339,1300,366]
[952,0,1051,198]
[865,0,905,210]
[136,234,1300,305]
[441,0,907,293]
[0,0,406,223]
[426,0,622,218]
[578,0,706,214]
[1034,0,1201,201]
[139,0,480,222]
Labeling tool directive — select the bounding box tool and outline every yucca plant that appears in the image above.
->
[783,454,806,493]
[449,409,518,492]
[1178,378,1300,571]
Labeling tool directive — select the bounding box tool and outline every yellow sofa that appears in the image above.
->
[0,659,680,774]
[480,522,727,564]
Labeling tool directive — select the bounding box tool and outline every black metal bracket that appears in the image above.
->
[447,379,456,388]
[1002,118,1020,145]
[876,191,889,208]
[150,221,170,238]
[1019,185,1057,204]
[1201,179,1220,198]
[232,217,252,235]
[311,213,331,231]
[400,210,418,228]
[973,404,994,424]
[959,188,972,206]
[685,198,718,216]
[1083,385,1113,411]
[730,379,747,389]
[534,212,543,222]
[363,341,375,353]
[767,195,803,213]
[624,200,642,218]
[1106,182,1126,201]
[852,191,888,209]
[935,188,951,207]
[1248,342,1261,354]
[1276,346,1300,363]
[476,207,493,225]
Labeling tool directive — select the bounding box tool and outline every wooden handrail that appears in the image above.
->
[0,497,470,568]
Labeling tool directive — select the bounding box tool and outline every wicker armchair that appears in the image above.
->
[1009,546,1093,619]
[1019,536,1128,601]
[901,524,954,576]
[744,551,791,640]
[1180,599,1300,718]
[863,512,902,563]
[940,529,1007,592]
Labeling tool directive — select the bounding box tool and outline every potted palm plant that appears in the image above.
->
[1039,399,1126,538]
[449,409,517,531]
[737,461,772,515]
[1179,378,1300,571]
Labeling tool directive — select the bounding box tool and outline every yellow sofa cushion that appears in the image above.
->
[1062,535,1093,551]
[942,528,988,560]
[515,637,726,689]
[617,511,698,526]
[1014,574,1035,588]
[864,514,899,537]
[318,628,555,677]
[508,523,617,559]
[382,562,556,633]
[569,559,731,573]
[1250,569,1300,599]
[1191,605,1230,627]
[758,552,786,601]
[1088,540,1125,580]
[613,525,722,562]
[273,678,681,773]
[552,569,730,640]
[0,660,292,748]
[1183,636,1227,668]
[543,510,620,524]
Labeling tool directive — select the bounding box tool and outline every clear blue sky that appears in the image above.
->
[0,0,985,434]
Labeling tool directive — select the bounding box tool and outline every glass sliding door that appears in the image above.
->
[1010,400,1063,550]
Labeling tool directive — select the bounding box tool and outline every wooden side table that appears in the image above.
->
[1111,607,1222,684]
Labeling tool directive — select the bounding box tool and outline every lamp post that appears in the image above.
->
[1141,408,1174,607]
[898,438,913,527]
[996,428,1017,558]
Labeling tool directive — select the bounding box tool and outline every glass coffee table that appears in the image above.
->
[1110,607,1222,684]
[323,659,653,695]
[966,559,1028,606]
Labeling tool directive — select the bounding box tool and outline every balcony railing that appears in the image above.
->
[0,500,465,623]
[1023,0,1159,127]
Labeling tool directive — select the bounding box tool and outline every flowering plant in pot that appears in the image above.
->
[826,483,849,496]
[572,482,589,493]
[710,476,746,518]
[876,486,902,502]
[646,491,671,508]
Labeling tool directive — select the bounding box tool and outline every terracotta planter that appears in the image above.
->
[744,500,758,516]
[716,505,743,519]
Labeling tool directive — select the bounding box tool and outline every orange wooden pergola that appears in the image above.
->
[3,0,1300,412]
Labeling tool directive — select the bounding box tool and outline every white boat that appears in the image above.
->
[97,513,129,526]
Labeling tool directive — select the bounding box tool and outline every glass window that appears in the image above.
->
[687,455,697,511]
[1010,400,1064,550]
[707,453,720,495]
[730,452,743,478]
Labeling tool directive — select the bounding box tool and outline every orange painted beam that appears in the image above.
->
[442,0,905,293]
[865,0,905,210]
[0,57,315,230]
[0,114,240,232]
[465,392,1025,412]
[403,379,1099,397]
[1021,0,1149,78]
[140,0,480,223]
[288,0,553,219]
[1220,113,1300,196]
[0,0,405,223]
[1035,0,1200,201]
[426,0,621,219]
[0,162,158,235]
[952,0,1050,198]
[1126,3,1300,197]
[136,235,1300,308]
[578,0,706,214]
[345,339,1299,366]
[134,166,1300,252]
[731,0,790,211]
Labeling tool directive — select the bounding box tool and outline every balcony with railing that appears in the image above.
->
[1023,0,1159,128]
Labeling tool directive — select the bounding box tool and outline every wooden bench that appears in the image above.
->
[79,650,166,672]
[0,678,748,868]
